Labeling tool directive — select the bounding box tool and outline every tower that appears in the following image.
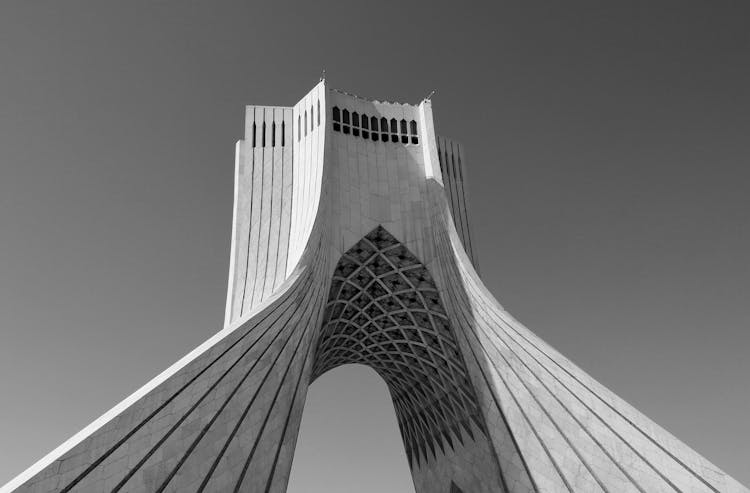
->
[4,81,747,492]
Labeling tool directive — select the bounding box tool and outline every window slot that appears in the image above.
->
[343,110,351,135]
[332,106,341,132]
[361,115,369,139]
[352,112,360,137]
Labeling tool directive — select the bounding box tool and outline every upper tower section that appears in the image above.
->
[225,80,478,328]
[325,87,478,267]
[225,82,326,327]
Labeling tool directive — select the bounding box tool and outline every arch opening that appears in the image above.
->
[312,226,487,470]
[288,364,414,493]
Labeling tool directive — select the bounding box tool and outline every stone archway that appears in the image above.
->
[9,82,747,493]
[312,226,487,470]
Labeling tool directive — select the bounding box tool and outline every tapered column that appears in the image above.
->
[10,247,327,493]
[431,211,748,493]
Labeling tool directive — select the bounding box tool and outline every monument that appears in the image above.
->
[4,81,747,492]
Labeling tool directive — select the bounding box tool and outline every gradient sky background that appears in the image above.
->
[1,2,749,491]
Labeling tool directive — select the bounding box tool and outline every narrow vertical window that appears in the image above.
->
[400,119,408,143]
[390,118,398,143]
[310,106,313,131]
[304,111,308,136]
[352,112,360,137]
[272,122,276,147]
[332,106,341,132]
[252,122,257,148]
[410,120,419,144]
[371,116,379,141]
[298,115,301,141]
[317,100,321,126]
[281,121,286,146]
[361,114,369,139]
[438,146,443,172]
[262,121,266,147]
[380,117,388,141]
[343,109,351,135]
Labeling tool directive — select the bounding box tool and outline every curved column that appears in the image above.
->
[6,82,334,493]
[225,82,326,329]
[7,237,328,492]
[430,201,749,493]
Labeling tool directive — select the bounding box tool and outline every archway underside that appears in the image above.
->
[312,226,487,470]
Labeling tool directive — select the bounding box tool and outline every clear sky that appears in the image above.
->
[0,2,748,491]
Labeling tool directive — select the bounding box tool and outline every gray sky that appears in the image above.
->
[0,2,748,491]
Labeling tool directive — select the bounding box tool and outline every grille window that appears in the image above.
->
[342,110,351,135]
[352,112,360,137]
[329,106,419,145]
[332,106,341,132]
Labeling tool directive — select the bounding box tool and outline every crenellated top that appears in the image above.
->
[329,87,418,107]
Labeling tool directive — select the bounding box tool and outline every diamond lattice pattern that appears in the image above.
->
[312,226,486,469]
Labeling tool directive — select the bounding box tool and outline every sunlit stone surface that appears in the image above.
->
[4,81,747,493]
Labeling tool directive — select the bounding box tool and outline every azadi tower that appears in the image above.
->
[4,81,747,493]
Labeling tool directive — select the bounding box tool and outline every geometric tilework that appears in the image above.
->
[312,226,487,469]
